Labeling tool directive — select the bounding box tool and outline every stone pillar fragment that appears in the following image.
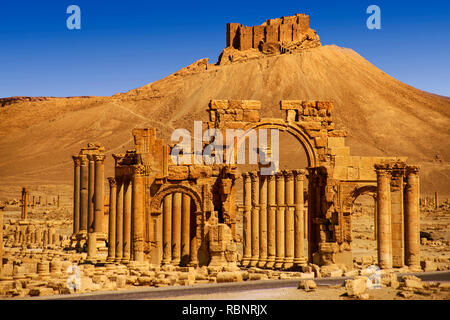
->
[21,188,29,220]
[258,174,268,268]
[181,194,191,265]
[107,177,117,262]
[266,174,276,268]
[275,172,285,269]
[189,210,199,267]
[88,154,95,232]
[284,170,295,269]
[115,177,124,262]
[79,155,89,233]
[249,171,260,267]
[293,169,306,266]
[375,165,392,269]
[434,192,438,209]
[122,178,132,263]
[132,166,145,263]
[391,167,405,267]
[162,194,172,265]
[172,192,182,266]
[241,173,252,267]
[93,155,105,233]
[405,166,421,270]
[72,156,81,235]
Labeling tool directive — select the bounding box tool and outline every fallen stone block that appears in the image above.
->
[298,280,317,291]
[216,272,243,283]
[345,276,368,297]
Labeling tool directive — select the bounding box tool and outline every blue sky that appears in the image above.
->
[0,0,449,97]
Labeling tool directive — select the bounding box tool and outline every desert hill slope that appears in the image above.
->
[0,45,449,199]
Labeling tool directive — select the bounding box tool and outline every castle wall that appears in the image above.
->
[227,13,311,51]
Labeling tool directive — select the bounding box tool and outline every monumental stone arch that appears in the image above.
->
[70,99,422,272]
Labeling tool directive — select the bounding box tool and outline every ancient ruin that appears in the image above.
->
[219,14,321,64]
[66,99,421,272]
[0,13,448,300]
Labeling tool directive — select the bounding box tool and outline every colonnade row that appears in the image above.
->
[106,175,199,266]
[106,171,144,263]
[241,169,307,270]
[157,193,198,266]
[375,164,420,270]
[71,153,105,239]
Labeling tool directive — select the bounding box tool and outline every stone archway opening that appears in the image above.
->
[146,191,199,267]
[231,129,311,270]
[351,193,377,264]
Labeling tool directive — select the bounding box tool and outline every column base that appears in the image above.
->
[187,260,199,267]
[249,258,259,267]
[265,258,276,269]
[282,259,294,269]
[114,256,123,263]
[407,264,422,272]
[257,259,268,268]
[161,259,172,265]
[293,257,308,267]
[274,258,284,269]
[171,259,181,266]
[241,257,251,267]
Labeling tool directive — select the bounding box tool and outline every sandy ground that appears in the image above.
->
[153,285,449,300]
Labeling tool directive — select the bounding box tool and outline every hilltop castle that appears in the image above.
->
[218,14,321,64]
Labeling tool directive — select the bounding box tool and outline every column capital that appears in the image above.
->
[292,169,306,180]
[107,177,117,187]
[406,165,420,175]
[241,172,250,180]
[79,154,88,166]
[133,164,146,176]
[93,154,106,163]
[249,171,259,182]
[275,171,284,181]
[283,170,294,181]
[267,174,275,182]
[374,163,392,177]
[72,155,81,166]
[112,153,125,167]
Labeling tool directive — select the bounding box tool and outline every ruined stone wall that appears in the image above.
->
[227,14,310,50]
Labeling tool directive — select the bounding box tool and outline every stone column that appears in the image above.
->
[72,156,81,235]
[275,171,285,269]
[375,165,392,269]
[258,174,268,268]
[250,171,260,267]
[107,177,117,262]
[266,174,276,268]
[434,192,438,209]
[404,166,421,270]
[122,178,132,263]
[172,192,182,266]
[132,166,145,263]
[188,210,199,267]
[21,188,29,220]
[88,154,95,232]
[162,194,173,265]
[293,169,306,266]
[93,154,105,233]
[391,166,405,267]
[284,170,295,269]
[79,155,89,232]
[181,193,191,265]
[115,177,124,262]
[241,173,252,267]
